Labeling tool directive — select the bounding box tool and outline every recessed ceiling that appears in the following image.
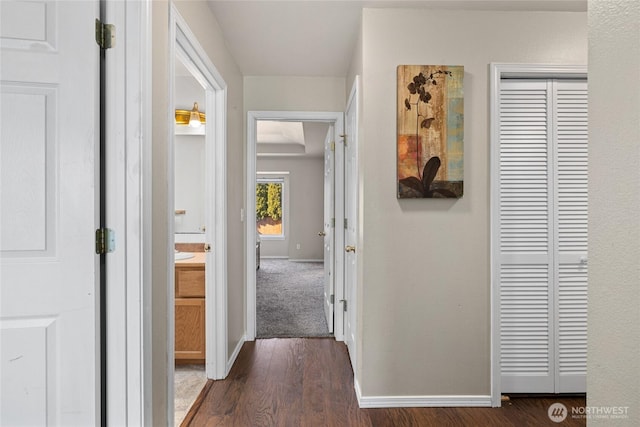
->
[207,0,586,77]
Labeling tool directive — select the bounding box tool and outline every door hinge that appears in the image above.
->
[330,294,335,304]
[340,134,347,146]
[340,299,348,312]
[344,218,348,229]
[95,19,115,49]
[95,228,116,254]
[330,141,335,151]
[331,218,335,228]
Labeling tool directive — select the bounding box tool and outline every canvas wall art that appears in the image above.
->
[397,65,464,198]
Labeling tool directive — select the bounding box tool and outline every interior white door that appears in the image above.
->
[323,125,335,333]
[0,1,100,425]
[498,79,587,394]
[343,84,358,363]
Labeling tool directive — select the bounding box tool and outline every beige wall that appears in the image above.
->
[244,76,346,112]
[588,1,640,425]
[151,1,170,424]
[152,1,245,424]
[358,9,587,397]
[257,157,324,260]
[346,17,362,100]
[244,76,345,260]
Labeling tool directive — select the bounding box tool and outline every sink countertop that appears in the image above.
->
[175,252,206,267]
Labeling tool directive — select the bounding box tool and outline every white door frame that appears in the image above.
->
[167,7,229,422]
[167,8,227,426]
[246,111,345,341]
[104,0,152,424]
[489,63,587,407]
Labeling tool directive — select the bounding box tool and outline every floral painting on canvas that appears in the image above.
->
[397,65,464,198]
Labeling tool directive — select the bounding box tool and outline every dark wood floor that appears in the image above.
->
[183,338,586,427]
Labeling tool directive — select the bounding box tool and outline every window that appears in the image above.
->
[256,177,285,239]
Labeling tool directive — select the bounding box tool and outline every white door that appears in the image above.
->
[343,81,358,363]
[323,125,335,333]
[498,79,587,393]
[0,1,100,425]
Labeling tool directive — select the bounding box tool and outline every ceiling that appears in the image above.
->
[207,0,586,77]
[257,121,330,158]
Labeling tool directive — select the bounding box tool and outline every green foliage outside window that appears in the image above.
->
[256,182,282,221]
[256,183,269,220]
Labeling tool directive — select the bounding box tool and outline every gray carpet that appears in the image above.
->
[257,259,331,338]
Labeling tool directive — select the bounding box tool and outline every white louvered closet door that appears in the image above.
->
[498,79,587,394]
[554,81,588,393]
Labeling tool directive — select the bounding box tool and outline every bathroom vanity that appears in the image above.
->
[175,252,206,363]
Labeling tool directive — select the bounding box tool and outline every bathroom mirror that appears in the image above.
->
[175,55,206,234]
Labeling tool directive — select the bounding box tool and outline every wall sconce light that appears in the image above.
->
[188,102,202,128]
[175,102,206,127]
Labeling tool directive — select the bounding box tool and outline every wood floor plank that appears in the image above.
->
[228,339,276,427]
[186,338,586,427]
[301,340,326,426]
[180,379,213,427]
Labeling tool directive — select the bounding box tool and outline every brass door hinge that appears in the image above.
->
[96,228,116,254]
[95,19,115,49]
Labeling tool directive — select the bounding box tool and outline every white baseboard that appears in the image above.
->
[355,377,363,404]
[260,256,288,259]
[289,259,323,263]
[356,390,492,408]
[226,334,246,376]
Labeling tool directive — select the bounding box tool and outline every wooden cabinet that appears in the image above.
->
[175,262,205,362]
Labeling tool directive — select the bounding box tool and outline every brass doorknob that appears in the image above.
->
[204,243,211,252]
[318,231,326,237]
[345,245,356,253]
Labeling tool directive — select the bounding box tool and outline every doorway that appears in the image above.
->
[254,121,331,338]
[172,54,207,425]
[246,112,345,341]
[169,6,228,425]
